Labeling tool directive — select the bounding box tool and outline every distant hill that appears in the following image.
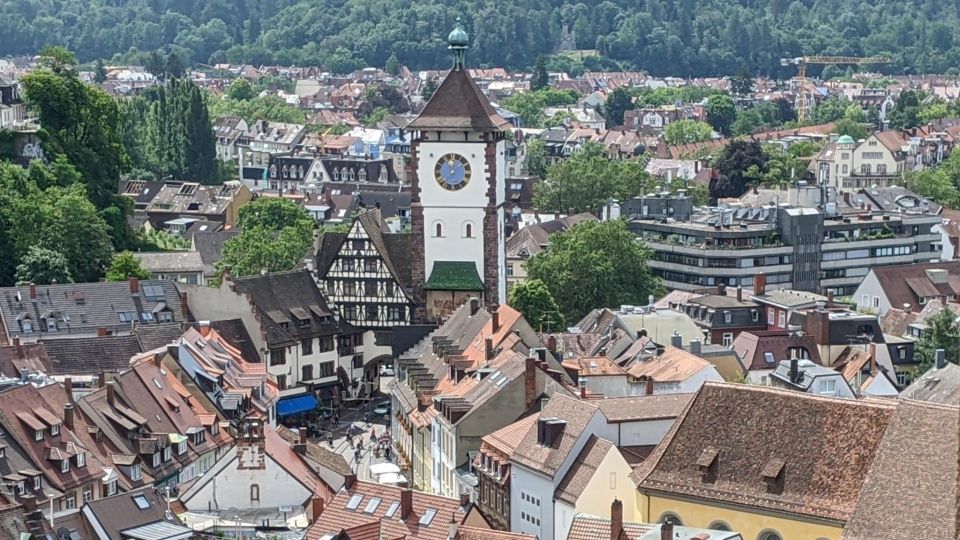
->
[2,0,959,77]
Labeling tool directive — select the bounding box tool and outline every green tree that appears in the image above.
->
[508,279,564,331]
[709,140,768,202]
[833,118,869,141]
[531,56,549,91]
[730,66,753,96]
[14,246,73,285]
[165,51,186,78]
[918,102,951,124]
[209,93,305,124]
[603,88,633,128]
[888,90,922,129]
[525,139,548,177]
[502,88,578,127]
[915,308,960,372]
[106,251,149,281]
[217,224,313,279]
[385,54,400,76]
[533,142,654,213]
[37,46,77,74]
[94,58,107,84]
[904,150,960,208]
[664,120,713,145]
[238,198,313,230]
[706,94,736,136]
[227,79,257,100]
[526,220,662,323]
[420,77,439,102]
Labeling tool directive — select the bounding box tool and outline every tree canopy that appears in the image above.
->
[508,279,564,331]
[216,198,315,280]
[915,308,960,373]
[106,251,150,282]
[526,219,662,323]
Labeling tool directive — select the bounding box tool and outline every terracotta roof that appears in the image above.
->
[592,394,693,423]
[481,412,539,456]
[407,69,510,132]
[626,347,710,382]
[841,400,959,540]
[564,356,625,377]
[512,393,599,478]
[555,436,615,505]
[632,382,895,522]
[305,480,465,540]
[566,514,655,540]
[869,261,960,311]
[872,130,907,153]
[730,330,822,371]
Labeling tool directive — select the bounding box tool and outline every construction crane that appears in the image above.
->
[780,55,892,123]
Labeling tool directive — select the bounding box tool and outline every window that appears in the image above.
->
[758,531,782,540]
[388,306,404,321]
[76,452,85,467]
[130,463,141,481]
[63,495,76,510]
[15,482,24,495]
[722,333,733,347]
[276,374,287,389]
[158,312,173,323]
[35,429,43,441]
[319,362,335,378]
[82,486,93,503]
[194,431,205,445]
[343,280,357,296]
[435,223,443,237]
[464,223,473,238]
[33,476,41,490]
[819,378,837,396]
[342,258,355,272]
[861,164,871,175]
[133,495,150,510]
[767,308,774,324]
[365,281,377,297]
[162,446,171,462]
[61,459,70,473]
[778,311,786,328]
[152,452,161,468]
[270,349,286,366]
[250,484,260,501]
[302,338,313,355]
[709,521,732,531]
[177,441,187,455]
[751,310,759,322]
[364,259,377,272]
[319,336,335,352]
[365,305,378,321]
[658,513,683,526]
[297,317,310,328]
[46,318,57,331]
[352,355,363,369]
[344,305,358,320]
[302,365,314,381]
[723,311,732,324]
[841,164,848,174]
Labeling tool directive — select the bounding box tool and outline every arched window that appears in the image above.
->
[358,169,367,182]
[282,165,289,178]
[332,167,339,181]
[250,484,260,501]
[269,164,277,178]
[757,531,782,540]
[708,521,731,532]
[435,222,443,237]
[658,513,682,526]
[464,223,473,238]
[348,169,356,181]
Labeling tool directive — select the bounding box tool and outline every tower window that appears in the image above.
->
[435,223,443,237]
[464,223,473,238]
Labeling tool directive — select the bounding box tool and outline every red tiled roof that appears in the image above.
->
[456,525,535,540]
[555,435,616,505]
[407,69,510,132]
[632,382,895,522]
[626,347,710,382]
[566,514,655,540]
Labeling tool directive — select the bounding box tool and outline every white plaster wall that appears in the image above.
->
[864,374,899,396]
[510,466,555,539]
[614,419,676,447]
[677,366,724,393]
[183,449,311,513]
[584,375,630,397]
[853,271,891,315]
[554,499,576,540]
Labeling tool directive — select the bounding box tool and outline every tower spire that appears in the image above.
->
[448,17,469,71]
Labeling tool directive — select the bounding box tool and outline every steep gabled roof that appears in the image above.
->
[512,393,599,478]
[632,382,895,522]
[407,69,510,132]
[554,435,616,505]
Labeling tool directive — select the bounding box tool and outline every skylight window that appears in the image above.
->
[385,501,400,518]
[363,497,381,514]
[419,508,437,525]
[133,495,150,509]
[346,494,363,510]
[142,284,165,299]
[764,352,775,364]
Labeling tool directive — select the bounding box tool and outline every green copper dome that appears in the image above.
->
[448,19,469,47]
[837,134,855,145]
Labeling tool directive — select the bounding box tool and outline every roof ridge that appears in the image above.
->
[699,381,897,409]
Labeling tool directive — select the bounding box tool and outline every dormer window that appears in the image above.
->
[762,458,786,494]
[152,452,161,467]
[61,459,69,474]
[50,424,60,437]
[177,441,187,455]
[46,318,57,331]
[130,463,142,481]
[34,429,43,441]
[194,431,206,445]
[298,317,310,328]
[33,476,40,490]
[16,481,24,495]
[162,446,171,462]
[697,447,719,483]
[76,452,85,468]
[21,318,33,333]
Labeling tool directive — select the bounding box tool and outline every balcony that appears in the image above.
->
[646,240,790,257]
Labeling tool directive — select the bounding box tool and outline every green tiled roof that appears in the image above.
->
[424,261,484,291]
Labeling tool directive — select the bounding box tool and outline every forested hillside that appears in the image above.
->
[3,0,960,76]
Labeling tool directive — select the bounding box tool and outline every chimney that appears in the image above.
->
[941,295,948,306]
[547,335,557,354]
[106,381,116,406]
[448,518,458,540]
[400,488,413,520]
[344,473,357,490]
[469,297,480,316]
[935,349,947,370]
[63,403,74,430]
[96,327,108,337]
[790,357,799,383]
[29,283,36,300]
[610,499,623,540]
[11,337,19,346]
[660,522,674,540]
[491,307,500,334]
[580,386,588,399]
[903,303,912,314]
[827,291,834,308]
[645,379,654,395]
[689,339,702,355]
[754,273,766,296]
[64,377,74,403]
[199,321,211,338]
[294,428,307,454]
[19,494,36,512]
[717,282,726,296]
[310,496,325,522]
[153,353,162,368]
[97,372,106,389]
[179,291,189,318]
[459,493,470,507]
[485,337,494,361]
[525,356,537,408]
[670,330,682,349]
[736,285,742,302]
[868,342,877,374]
[129,277,139,294]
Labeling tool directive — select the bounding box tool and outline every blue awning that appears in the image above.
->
[275,394,317,417]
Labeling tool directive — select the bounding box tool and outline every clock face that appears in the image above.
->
[435,153,472,191]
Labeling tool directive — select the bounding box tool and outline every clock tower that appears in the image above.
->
[407,18,511,322]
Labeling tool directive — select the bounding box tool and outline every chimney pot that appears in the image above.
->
[63,403,74,430]
[199,321,211,337]
[485,337,494,361]
[129,277,139,294]
[29,283,36,300]
[64,377,74,403]
[736,285,742,302]
[344,473,357,490]
[754,273,767,296]
[491,308,500,333]
[400,488,413,520]
[106,381,116,406]
[11,337,19,346]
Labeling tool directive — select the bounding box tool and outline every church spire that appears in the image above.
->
[447,17,469,71]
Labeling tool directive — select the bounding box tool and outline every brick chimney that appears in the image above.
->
[310,496,325,522]
[63,403,74,430]
[11,337,19,346]
[547,335,557,355]
[736,285,742,302]
[106,381,116,406]
[580,386,588,399]
[294,428,307,454]
[129,277,139,294]
[660,522,674,540]
[491,307,500,334]
[645,380,654,395]
[485,337,494,361]
[827,290,834,308]
[469,297,480,316]
[400,488,413,520]
[344,473,356,490]
[525,356,537,408]
[754,273,766,296]
[199,321,211,338]
[153,353,162,368]
[64,377,73,404]
[610,499,623,540]
[29,283,36,300]
[96,327,109,337]
[179,291,189,319]
[97,372,106,389]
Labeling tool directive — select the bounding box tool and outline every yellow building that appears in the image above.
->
[631,382,895,540]
[555,435,637,531]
